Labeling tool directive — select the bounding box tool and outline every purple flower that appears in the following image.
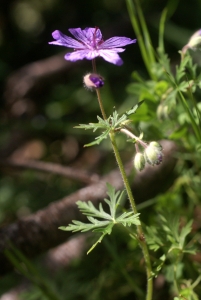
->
[49,27,137,66]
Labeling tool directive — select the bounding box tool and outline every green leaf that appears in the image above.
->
[60,184,140,252]
[176,55,190,82]
[84,128,110,147]
[77,200,112,220]
[146,226,165,251]
[116,211,140,227]
[179,220,193,248]
[74,115,111,147]
[127,81,157,102]
[87,223,114,254]
[75,118,109,132]
[125,100,144,116]
[59,219,110,233]
[196,143,201,152]
[75,102,145,147]
[104,183,124,218]
[146,211,195,270]
[169,125,187,139]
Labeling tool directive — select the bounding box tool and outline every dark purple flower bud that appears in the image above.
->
[83,73,104,89]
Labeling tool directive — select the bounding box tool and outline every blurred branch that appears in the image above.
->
[44,234,88,271]
[3,54,74,119]
[4,53,76,107]
[0,140,177,276]
[0,158,99,184]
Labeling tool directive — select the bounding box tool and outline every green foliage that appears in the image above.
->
[145,212,198,298]
[146,212,195,258]
[60,184,140,253]
[75,101,144,147]
[5,246,60,300]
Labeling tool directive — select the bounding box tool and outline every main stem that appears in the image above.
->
[92,59,153,300]
[109,131,153,300]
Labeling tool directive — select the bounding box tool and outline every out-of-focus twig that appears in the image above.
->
[4,53,72,104]
[0,140,178,276]
[0,158,99,184]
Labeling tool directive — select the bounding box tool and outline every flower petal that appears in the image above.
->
[49,28,137,66]
[101,37,137,49]
[69,27,103,47]
[49,30,83,49]
[68,28,91,44]
[103,48,125,53]
[98,50,123,65]
[64,49,99,62]
[83,27,102,43]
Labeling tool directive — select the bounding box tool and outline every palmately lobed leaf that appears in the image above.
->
[60,184,140,252]
[77,200,112,220]
[116,212,140,227]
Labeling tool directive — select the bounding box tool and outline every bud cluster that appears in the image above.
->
[134,141,163,172]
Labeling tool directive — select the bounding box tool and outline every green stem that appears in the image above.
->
[165,70,201,143]
[158,8,168,53]
[95,88,107,120]
[173,264,180,296]
[109,131,153,300]
[186,83,201,130]
[109,132,137,214]
[134,0,155,65]
[92,59,107,120]
[92,58,153,300]
[126,0,156,80]
[178,90,201,143]
[191,274,201,289]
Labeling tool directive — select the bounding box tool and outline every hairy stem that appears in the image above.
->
[92,58,153,300]
[92,59,107,120]
[109,131,153,300]
[95,88,107,120]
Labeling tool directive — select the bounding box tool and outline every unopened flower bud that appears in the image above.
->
[144,142,163,166]
[83,73,104,90]
[149,141,163,151]
[182,29,201,55]
[157,104,169,120]
[134,153,145,171]
[187,29,201,49]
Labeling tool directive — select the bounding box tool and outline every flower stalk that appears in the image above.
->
[109,131,153,300]
[92,59,107,120]
[91,66,153,297]
[91,56,153,297]
[95,88,107,121]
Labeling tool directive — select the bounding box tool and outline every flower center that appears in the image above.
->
[92,26,104,49]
